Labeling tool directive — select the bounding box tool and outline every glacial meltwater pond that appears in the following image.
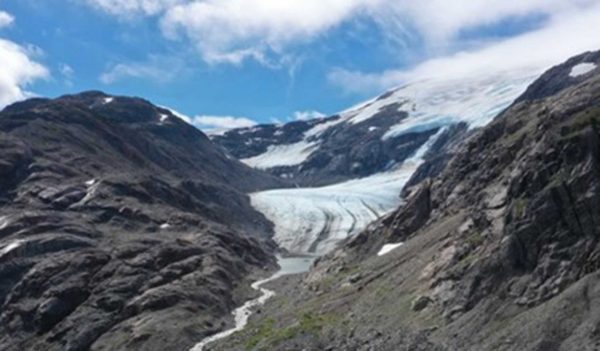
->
[190,255,315,351]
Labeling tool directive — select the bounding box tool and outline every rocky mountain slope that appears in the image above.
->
[208,51,600,350]
[0,91,284,351]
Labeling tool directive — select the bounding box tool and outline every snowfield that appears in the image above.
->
[241,140,319,169]
[349,70,540,140]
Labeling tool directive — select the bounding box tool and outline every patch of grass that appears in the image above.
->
[457,251,480,270]
[395,291,416,314]
[316,275,338,291]
[245,319,276,350]
[547,168,568,189]
[562,107,600,139]
[466,232,485,247]
[244,312,340,350]
[571,107,600,130]
[374,282,394,299]
[514,198,528,219]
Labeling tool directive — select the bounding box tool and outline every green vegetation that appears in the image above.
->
[514,198,528,218]
[245,319,276,349]
[570,107,600,131]
[561,107,600,140]
[458,251,480,269]
[466,232,485,247]
[243,312,339,350]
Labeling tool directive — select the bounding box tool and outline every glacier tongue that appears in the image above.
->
[250,130,443,254]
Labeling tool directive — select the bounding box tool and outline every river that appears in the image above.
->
[189,255,315,351]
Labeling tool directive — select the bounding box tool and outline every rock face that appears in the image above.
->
[0,92,283,351]
[208,51,600,350]
[212,112,434,187]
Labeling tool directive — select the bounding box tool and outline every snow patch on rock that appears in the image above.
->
[0,216,9,230]
[0,239,25,258]
[242,140,319,169]
[158,105,193,124]
[570,62,597,77]
[377,243,404,256]
[75,180,100,206]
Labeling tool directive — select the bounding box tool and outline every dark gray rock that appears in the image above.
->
[0,92,280,351]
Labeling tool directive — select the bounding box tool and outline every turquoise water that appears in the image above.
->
[273,255,316,278]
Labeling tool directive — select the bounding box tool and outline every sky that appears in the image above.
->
[1,0,600,131]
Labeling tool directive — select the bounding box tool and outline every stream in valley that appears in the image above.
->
[190,255,315,351]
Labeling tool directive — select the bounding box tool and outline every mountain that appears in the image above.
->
[207,51,600,350]
[213,67,542,254]
[0,91,284,351]
[214,68,539,187]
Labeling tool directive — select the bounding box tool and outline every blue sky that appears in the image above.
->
[0,0,599,131]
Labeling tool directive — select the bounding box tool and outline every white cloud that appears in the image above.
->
[160,0,384,65]
[84,0,185,17]
[293,110,326,121]
[192,115,257,132]
[329,3,600,95]
[59,63,75,86]
[383,0,596,45]
[0,39,49,107]
[83,0,598,67]
[60,63,74,77]
[0,11,14,28]
[100,55,183,84]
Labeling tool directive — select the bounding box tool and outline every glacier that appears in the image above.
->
[251,130,442,254]
[248,68,545,255]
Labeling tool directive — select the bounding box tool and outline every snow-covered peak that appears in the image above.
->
[340,68,542,140]
[570,62,597,77]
